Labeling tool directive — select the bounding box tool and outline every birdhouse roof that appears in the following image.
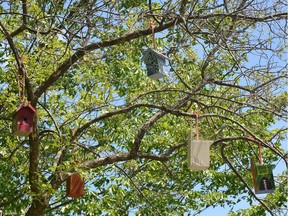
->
[15,103,37,114]
[143,48,169,62]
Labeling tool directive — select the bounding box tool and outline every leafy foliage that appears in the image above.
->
[0,0,287,215]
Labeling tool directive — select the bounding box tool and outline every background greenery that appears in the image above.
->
[0,0,287,215]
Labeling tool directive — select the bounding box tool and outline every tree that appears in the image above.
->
[0,0,287,215]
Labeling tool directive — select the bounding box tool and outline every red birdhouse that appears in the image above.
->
[13,103,37,137]
[66,173,85,198]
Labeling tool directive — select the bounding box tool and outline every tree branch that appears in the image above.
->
[202,113,287,165]
[33,11,287,100]
[72,102,195,139]
[80,139,188,171]
[114,163,162,215]
[81,153,134,170]
[0,20,41,207]
[0,20,34,101]
[179,0,188,15]
[9,0,28,37]
[34,19,178,99]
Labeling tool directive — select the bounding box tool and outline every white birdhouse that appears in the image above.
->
[143,48,169,80]
[188,130,213,170]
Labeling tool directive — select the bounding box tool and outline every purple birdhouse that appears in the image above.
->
[13,103,37,136]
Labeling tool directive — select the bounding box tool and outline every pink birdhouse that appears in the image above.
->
[13,103,37,136]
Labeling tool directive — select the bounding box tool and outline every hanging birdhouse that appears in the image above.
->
[12,103,37,137]
[188,130,213,170]
[66,173,85,198]
[250,158,275,194]
[143,48,169,80]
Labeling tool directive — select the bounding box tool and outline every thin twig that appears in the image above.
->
[114,164,162,216]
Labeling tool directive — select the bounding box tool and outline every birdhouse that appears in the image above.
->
[143,48,169,80]
[188,130,213,170]
[12,103,37,137]
[66,173,85,198]
[250,158,275,194]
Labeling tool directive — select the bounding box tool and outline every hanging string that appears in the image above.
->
[249,135,263,165]
[22,68,25,102]
[16,55,27,103]
[193,112,199,140]
[14,69,22,102]
[149,19,156,49]
[259,143,263,165]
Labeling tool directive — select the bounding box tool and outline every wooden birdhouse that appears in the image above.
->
[143,48,169,80]
[188,130,213,170]
[12,103,37,137]
[66,173,85,198]
[250,158,275,194]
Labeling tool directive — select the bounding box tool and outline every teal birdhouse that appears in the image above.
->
[143,48,169,80]
[251,158,275,194]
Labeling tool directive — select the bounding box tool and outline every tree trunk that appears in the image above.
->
[25,196,50,216]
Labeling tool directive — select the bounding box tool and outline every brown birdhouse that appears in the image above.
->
[66,173,85,198]
[12,103,37,137]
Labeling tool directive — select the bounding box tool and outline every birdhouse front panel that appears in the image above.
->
[157,57,166,74]
[145,50,159,75]
[143,48,168,80]
[250,159,275,194]
[14,108,33,136]
[66,173,85,198]
[13,103,37,137]
[188,130,213,170]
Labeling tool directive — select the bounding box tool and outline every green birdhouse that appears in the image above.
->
[250,158,275,194]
